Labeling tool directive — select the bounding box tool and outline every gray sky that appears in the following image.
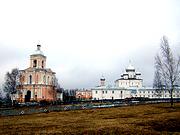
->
[0,0,180,89]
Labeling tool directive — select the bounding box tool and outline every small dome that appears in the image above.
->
[32,45,44,56]
[100,75,105,80]
[127,64,135,70]
[136,71,141,75]
[33,49,44,55]
[123,72,128,75]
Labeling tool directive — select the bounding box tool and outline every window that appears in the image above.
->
[33,60,37,67]
[42,61,44,68]
[102,91,104,94]
[121,91,122,94]
[51,77,54,85]
[47,76,49,84]
[112,91,114,94]
[29,75,32,84]
[43,75,46,84]
[105,91,107,94]
[96,91,98,94]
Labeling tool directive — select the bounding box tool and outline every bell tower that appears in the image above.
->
[30,45,46,69]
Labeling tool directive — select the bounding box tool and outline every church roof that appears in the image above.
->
[115,78,142,81]
[31,45,44,56]
[22,67,55,74]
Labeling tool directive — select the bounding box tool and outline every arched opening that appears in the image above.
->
[25,90,31,102]
[47,76,49,85]
[33,60,37,67]
[42,60,44,68]
[29,75,32,84]
[51,77,54,85]
[43,75,46,84]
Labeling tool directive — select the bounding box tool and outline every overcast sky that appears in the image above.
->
[0,0,180,89]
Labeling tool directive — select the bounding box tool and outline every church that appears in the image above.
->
[115,63,142,88]
[91,63,180,100]
[15,45,61,102]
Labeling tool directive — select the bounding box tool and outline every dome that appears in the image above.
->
[100,75,105,80]
[127,64,135,70]
[33,49,44,55]
[32,45,44,56]
[136,71,141,75]
[123,71,128,75]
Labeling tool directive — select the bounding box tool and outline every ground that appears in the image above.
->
[1,103,180,134]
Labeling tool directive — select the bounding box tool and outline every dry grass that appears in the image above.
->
[1,103,180,134]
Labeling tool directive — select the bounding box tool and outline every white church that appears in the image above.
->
[91,63,180,100]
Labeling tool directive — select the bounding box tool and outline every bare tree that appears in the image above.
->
[153,68,164,97]
[0,89,3,100]
[3,68,19,100]
[154,36,180,107]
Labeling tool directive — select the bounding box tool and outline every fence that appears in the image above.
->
[0,98,180,116]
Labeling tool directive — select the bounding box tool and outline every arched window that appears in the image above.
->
[51,77,54,85]
[43,75,46,84]
[42,61,44,68]
[29,75,32,84]
[47,76,49,85]
[33,60,37,67]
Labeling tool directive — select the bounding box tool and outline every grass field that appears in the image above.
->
[1,103,180,134]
